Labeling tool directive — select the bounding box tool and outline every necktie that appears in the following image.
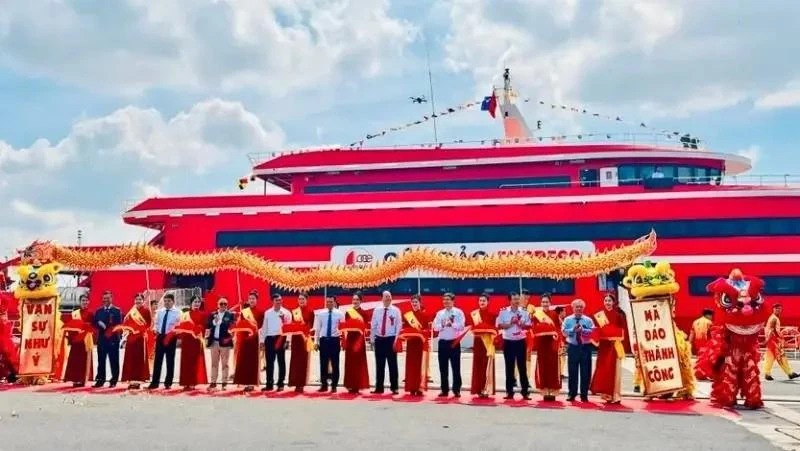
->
[161,310,169,335]
[326,310,333,338]
[380,308,388,336]
[575,319,582,345]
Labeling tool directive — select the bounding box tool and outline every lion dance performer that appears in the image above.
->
[695,269,770,409]
[623,261,694,400]
[0,292,19,383]
[763,304,799,381]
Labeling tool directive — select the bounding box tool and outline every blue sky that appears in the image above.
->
[1,0,800,259]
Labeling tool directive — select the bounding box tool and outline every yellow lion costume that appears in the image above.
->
[13,250,65,384]
[624,261,694,400]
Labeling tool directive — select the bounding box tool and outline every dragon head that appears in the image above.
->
[706,268,769,335]
[622,261,680,299]
[13,262,62,300]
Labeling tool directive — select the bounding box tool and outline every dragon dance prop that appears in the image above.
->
[623,261,694,399]
[20,231,657,291]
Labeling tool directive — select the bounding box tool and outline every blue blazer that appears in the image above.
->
[93,306,123,345]
[206,310,235,348]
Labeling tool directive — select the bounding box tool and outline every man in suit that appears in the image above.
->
[206,297,235,390]
[314,295,345,393]
[93,290,122,388]
[148,293,180,390]
[370,290,402,395]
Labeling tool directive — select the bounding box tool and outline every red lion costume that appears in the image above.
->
[0,292,19,382]
[695,269,769,409]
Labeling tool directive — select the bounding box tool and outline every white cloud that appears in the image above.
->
[443,0,800,117]
[0,99,286,255]
[755,81,800,110]
[737,145,761,168]
[0,0,416,96]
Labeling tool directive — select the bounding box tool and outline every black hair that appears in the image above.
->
[271,293,281,301]
[508,291,519,300]
[163,293,175,301]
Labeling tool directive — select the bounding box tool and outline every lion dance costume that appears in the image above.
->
[624,261,694,400]
[0,292,19,382]
[695,269,769,409]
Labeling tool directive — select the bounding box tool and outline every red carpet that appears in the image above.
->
[0,383,737,418]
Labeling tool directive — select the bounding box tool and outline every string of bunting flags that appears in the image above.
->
[346,91,699,148]
[238,90,700,188]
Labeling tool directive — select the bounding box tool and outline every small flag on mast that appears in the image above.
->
[480,90,497,118]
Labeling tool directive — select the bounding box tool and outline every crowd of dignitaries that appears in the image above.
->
[59,288,632,403]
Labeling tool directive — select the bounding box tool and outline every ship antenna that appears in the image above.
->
[425,37,438,144]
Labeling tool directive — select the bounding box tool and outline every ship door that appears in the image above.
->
[599,167,618,187]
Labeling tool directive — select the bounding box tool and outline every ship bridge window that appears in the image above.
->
[618,164,719,186]
[689,276,800,296]
[219,217,800,248]
[304,176,572,194]
[270,277,574,297]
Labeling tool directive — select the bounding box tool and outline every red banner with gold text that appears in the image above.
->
[18,297,58,376]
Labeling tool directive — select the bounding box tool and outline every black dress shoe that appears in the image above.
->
[331,387,338,393]
[262,386,273,392]
[765,375,774,381]
[276,386,285,392]
[790,373,799,380]
[437,392,449,397]
[504,394,514,400]
[391,390,399,395]
[147,384,158,390]
[580,396,589,402]
[522,393,531,400]
[453,392,461,398]
[108,383,117,388]
[370,390,384,394]
[92,382,104,388]
[164,385,172,390]
[567,396,576,402]
[318,386,329,393]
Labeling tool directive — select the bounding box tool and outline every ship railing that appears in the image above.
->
[499,174,800,189]
[246,132,703,166]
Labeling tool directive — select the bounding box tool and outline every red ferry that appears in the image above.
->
[3,70,800,331]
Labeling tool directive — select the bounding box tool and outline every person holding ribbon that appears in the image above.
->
[342,291,371,394]
[562,298,595,402]
[532,293,562,401]
[118,293,152,390]
[62,293,94,387]
[397,294,430,396]
[260,294,291,391]
[314,295,345,392]
[287,293,315,393]
[148,293,180,390]
[433,292,466,398]
[93,290,122,388]
[469,293,497,398]
[370,290,402,395]
[177,295,208,391]
[232,290,264,392]
[496,292,532,400]
[589,293,627,404]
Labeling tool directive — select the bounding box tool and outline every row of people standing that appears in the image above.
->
[61,288,628,402]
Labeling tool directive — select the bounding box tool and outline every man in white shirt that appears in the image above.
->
[496,292,532,400]
[148,293,180,390]
[314,295,345,393]
[432,292,466,398]
[261,294,291,391]
[370,290,402,394]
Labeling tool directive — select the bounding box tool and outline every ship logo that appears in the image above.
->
[344,248,374,266]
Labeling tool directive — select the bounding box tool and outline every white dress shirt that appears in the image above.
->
[153,307,180,335]
[370,305,402,339]
[496,307,532,340]
[260,307,291,340]
[433,307,466,340]
[314,308,345,341]
[212,311,224,340]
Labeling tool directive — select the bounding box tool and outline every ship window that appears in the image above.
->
[270,277,574,297]
[676,166,695,183]
[304,176,572,194]
[618,166,637,185]
[219,218,800,248]
[695,167,709,183]
[640,166,656,179]
[689,276,800,296]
